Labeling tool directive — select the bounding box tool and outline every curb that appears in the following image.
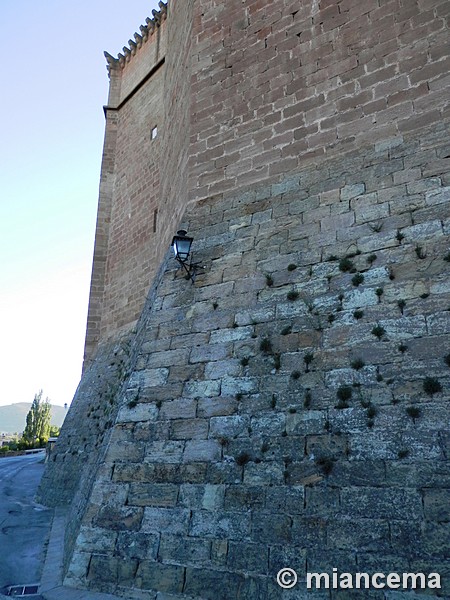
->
[40,508,122,600]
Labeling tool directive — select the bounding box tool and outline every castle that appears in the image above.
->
[39,0,450,597]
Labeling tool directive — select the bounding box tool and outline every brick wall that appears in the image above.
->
[83,10,167,364]
[157,0,195,261]
[100,67,164,338]
[189,0,450,203]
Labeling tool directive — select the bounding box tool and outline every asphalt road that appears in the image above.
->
[0,452,53,593]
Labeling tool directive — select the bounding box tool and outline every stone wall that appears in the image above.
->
[40,0,450,597]
[64,121,450,598]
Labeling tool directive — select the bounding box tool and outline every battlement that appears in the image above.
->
[104,1,168,73]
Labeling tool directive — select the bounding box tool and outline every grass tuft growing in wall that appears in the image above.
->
[304,352,314,371]
[273,353,281,370]
[352,273,364,287]
[315,456,334,475]
[396,229,405,244]
[415,245,426,259]
[406,405,421,419]
[339,257,355,272]
[304,390,312,408]
[260,338,273,354]
[351,358,365,370]
[371,324,386,340]
[423,377,442,396]
[235,452,251,466]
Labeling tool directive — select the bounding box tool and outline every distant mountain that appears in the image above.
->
[0,402,67,435]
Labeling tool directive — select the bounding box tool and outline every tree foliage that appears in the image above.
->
[23,390,52,445]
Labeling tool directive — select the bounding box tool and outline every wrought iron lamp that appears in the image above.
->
[171,229,201,282]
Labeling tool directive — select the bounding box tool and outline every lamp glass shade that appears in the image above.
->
[172,231,193,262]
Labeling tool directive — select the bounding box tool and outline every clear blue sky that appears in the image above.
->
[0,0,162,408]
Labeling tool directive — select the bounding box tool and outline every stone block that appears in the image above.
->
[341,287,379,309]
[189,510,251,539]
[221,376,259,396]
[286,411,326,435]
[227,541,269,573]
[209,415,250,438]
[140,368,170,388]
[340,183,366,200]
[197,396,238,417]
[320,210,355,232]
[224,485,266,511]
[178,484,225,510]
[86,555,120,585]
[422,521,450,557]
[93,505,144,531]
[158,535,211,565]
[145,441,184,464]
[427,312,450,335]
[243,462,285,485]
[403,219,444,240]
[306,433,348,459]
[183,567,265,600]
[128,484,179,508]
[116,531,160,560]
[305,487,340,516]
[76,526,117,554]
[106,441,145,463]
[265,485,305,514]
[252,208,273,224]
[234,306,276,325]
[423,489,450,522]
[250,413,286,437]
[379,315,427,339]
[135,561,184,594]
[340,487,423,520]
[171,419,209,440]
[252,512,292,544]
[426,185,450,205]
[350,430,400,460]
[147,349,190,368]
[183,439,221,462]
[159,398,197,420]
[117,402,159,424]
[325,366,378,388]
[183,379,221,398]
[141,507,190,535]
[189,342,231,363]
[327,518,390,551]
[204,359,241,379]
